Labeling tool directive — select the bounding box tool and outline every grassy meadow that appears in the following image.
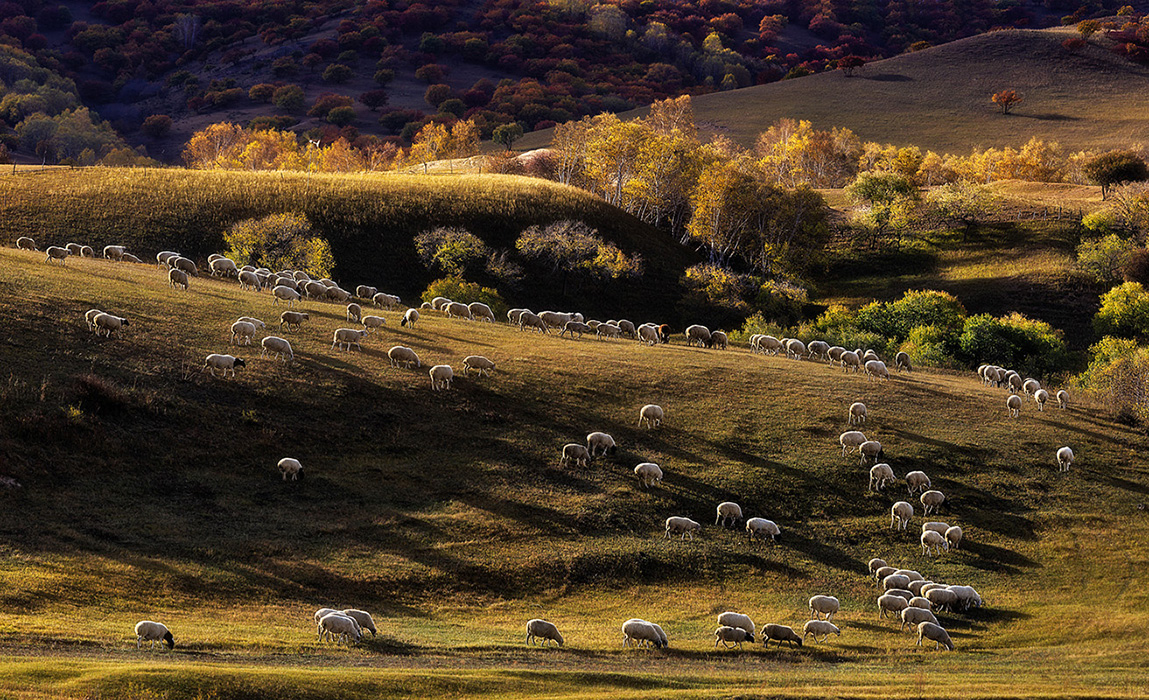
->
[0,245,1147,698]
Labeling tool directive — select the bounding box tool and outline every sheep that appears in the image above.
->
[942,524,960,551]
[638,404,664,428]
[319,278,339,289]
[917,621,954,651]
[401,308,419,328]
[93,312,129,337]
[332,328,368,352]
[920,490,945,515]
[1007,372,1023,393]
[908,580,932,596]
[231,321,257,346]
[634,462,663,488]
[518,311,549,333]
[346,303,362,323]
[360,315,386,333]
[615,319,636,338]
[586,431,616,457]
[717,612,755,637]
[272,277,299,292]
[865,360,890,381]
[462,355,495,377]
[319,612,362,645]
[808,595,839,621]
[560,320,591,339]
[1022,378,1040,399]
[759,335,784,355]
[278,311,309,331]
[526,619,564,647]
[292,270,310,282]
[665,516,701,540]
[1057,389,1069,409]
[919,583,948,598]
[746,518,780,543]
[44,246,69,265]
[907,594,932,609]
[895,351,912,372]
[388,346,420,369]
[905,471,931,496]
[560,444,591,468]
[840,351,862,373]
[539,310,572,328]
[164,267,190,291]
[921,522,949,535]
[839,430,867,456]
[900,607,938,632]
[868,557,888,574]
[445,301,473,320]
[66,243,84,256]
[869,463,895,492]
[1057,446,1074,472]
[622,619,665,649]
[949,585,983,611]
[335,609,376,637]
[632,324,656,345]
[849,402,867,426]
[762,624,802,648]
[885,589,914,601]
[859,440,884,465]
[715,501,743,528]
[272,285,301,306]
[924,587,958,612]
[883,574,911,592]
[134,620,174,651]
[507,308,528,324]
[420,302,433,310]
[356,285,378,299]
[786,338,807,359]
[84,308,104,332]
[878,593,909,619]
[714,625,752,649]
[807,339,830,360]
[874,566,896,582]
[921,530,948,557]
[207,253,224,265]
[173,256,198,274]
[862,349,880,363]
[373,292,400,309]
[15,236,37,250]
[80,245,94,258]
[1034,388,1049,411]
[685,324,712,348]
[803,620,840,642]
[303,281,328,299]
[277,457,304,481]
[203,354,246,379]
[891,501,914,531]
[469,302,495,322]
[326,287,352,303]
[103,245,126,261]
[260,336,294,362]
[429,365,454,391]
[238,270,263,291]
[596,323,621,339]
[210,257,239,277]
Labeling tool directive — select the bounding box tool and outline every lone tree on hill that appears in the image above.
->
[838,55,865,77]
[493,123,524,151]
[991,89,1022,115]
[1086,151,1149,200]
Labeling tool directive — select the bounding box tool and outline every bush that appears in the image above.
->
[1075,336,1149,424]
[248,83,277,102]
[855,290,966,342]
[327,106,356,126]
[308,93,353,119]
[414,227,490,277]
[322,63,353,83]
[1094,281,1149,339]
[1082,209,1117,235]
[424,84,453,108]
[420,277,507,317]
[223,212,335,277]
[1076,233,1138,284]
[899,324,959,369]
[958,312,1068,376]
[140,114,172,138]
[272,85,305,112]
[681,263,751,313]
[754,279,808,326]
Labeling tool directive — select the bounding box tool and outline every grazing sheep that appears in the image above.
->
[905,471,931,496]
[840,351,862,373]
[80,245,94,258]
[429,365,454,391]
[445,301,473,320]
[900,607,938,632]
[907,596,932,610]
[230,321,257,346]
[273,277,299,292]
[462,355,495,377]
[560,443,591,468]
[859,440,884,465]
[469,302,495,322]
[597,323,621,339]
[849,402,867,425]
[1034,388,1049,411]
[518,311,549,333]
[526,619,564,647]
[945,525,963,550]
[1008,372,1023,393]
[388,346,420,368]
[1057,389,1069,409]
[891,501,914,531]
[868,557,888,574]
[586,432,616,457]
[716,501,743,528]
[1022,378,1040,399]
[665,516,701,540]
[616,319,637,338]
[346,303,362,323]
[895,351,912,372]
[203,354,246,378]
[560,320,592,339]
[167,268,190,291]
[340,609,377,636]
[878,593,909,619]
[84,308,103,332]
[207,253,224,265]
[638,404,664,428]
[134,620,174,651]
[319,613,362,645]
[15,236,37,250]
[839,430,867,456]
[279,311,309,331]
[883,574,911,592]
[864,360,890,381]
[362,315,386,332]
[759,336,784,355]
[507,308,528,324]
[803,620,841,642]
[373,292,400,309]
[874,566,897,581]
[714,625,752,649]
[634,462,663,488]
[272,285,301,306]
[332,328,368,352]
[786,338,807,359]
[921,522,949,535]
[921,530,948,557]
[539,311,572,328]
[949,585,983,611]
[1057,446,1074,472]
[917,621,953,651]
[260,336,294,362]
[807,339,830,360]
[637,324,660,345]
[278,457,303,481]
[401,308,419,328]
[762,624,802,648]
[171,257,197,277]
[924,587,958,612]
[869,463,896,492]
[303,281,328,299]
[238,270,263,291]
[622,619,665,649]
[885,589,914,602]
[746,518,780,543]
[103,245,126,261]
[318,278,338,289]
[326,287,352,303]
[717,612,755,637]
[808,595,839,621]
[93,312,129,337]
[908,581,932,596]
[292,271,310,282]
[210,257,238,277]
[919,583,948,598]
[67,243,84,256]
[44,246,69,265]
[920,490,945,515]
[356,285,378,299]
[685,324,712,348]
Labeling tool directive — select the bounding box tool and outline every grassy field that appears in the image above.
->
[0,246,1147,698]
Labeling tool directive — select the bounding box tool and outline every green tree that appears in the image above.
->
[516,220,642,294]
[223,212,334,277]
[414,227,490,277]
[1077,234,1138,284]
[322,63,353,83]
[493,122,524,151]
[1094,281,1149,338]
[845,171,920,248]
[1085,151,1149,200]
[272,85,305,112]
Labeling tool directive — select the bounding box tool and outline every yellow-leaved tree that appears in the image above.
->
[223,212,335,277]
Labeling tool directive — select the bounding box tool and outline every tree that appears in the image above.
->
[838,55,865,77]
[272,85,305,112]
[248,83,277,102]
[493,122,523,151]
[927,181,997,233]
[182,122,245,168]
[140,114,172,139]
[223,212,334,277]
[414,227,489,276]
[327,106,356,126]
[516,220,642,294]
[323,64,353,83]
[424,84,453,108]
[358,89,388,112]
[846,171,920,248]
[1085,151,1149,200]
[1077,19,1101,40]
[408,121,449,172]
[1077,234,1138,284]
[991,90,1022,115]
[1095,282,1149,338]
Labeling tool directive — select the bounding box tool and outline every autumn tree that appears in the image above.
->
[414,227,490,276]
[1085,151,1149,199]
[492,122,523,151]
[838,55,865,77]
[408,121,449,172]
[1077,19,1100,40]
[516,220,642,295]
[182,122,246,168]
[991,89,1022,115]
[846,171,920,248]
[223,212,334,277]
[755,118,861,188]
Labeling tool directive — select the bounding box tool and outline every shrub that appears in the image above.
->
[248,83,277,102]
[1076,233,1138,284]
[1094,281,1149,339]
[754,279,808,325]
[327,106,356,126]
[223,212,335,277]
[856,290,966,342]
[899,324,959,369]
[414,227,490,277]
[1085,151,1149,199]
[272,85,305,112]
[322,63,353,83]
[415,63,447,83]
[1075,336,1149,424]
[420,277,507,317]
[308,93,353,119]
[681,263,752,313]
[1082,209,1117,235]
[424,84,453,108]
[958,312,1068,376]
[140,114,172,138]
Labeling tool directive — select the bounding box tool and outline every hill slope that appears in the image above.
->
[0,247,1147,698]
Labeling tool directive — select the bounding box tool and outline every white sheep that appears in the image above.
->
[80,245,95,257]
[319,612,362,645]
[808,595,839,621]
[869,463,895,492]
[278,457,303,481]
[883,574,911,591]
[921,522,949,535]
[122,254,142,263]
[840,351,862,373]
[469,302,495,322]
[665,516,701,540]
[332,328,368,352]
[93,312,129,337]
[1057,446,1074,472]
[873,565,896,581]
[586,431,616,457]
[868,557,888,574]
[746,518,780,543]
[920,490,945,515]
[44,246,69,265]
[711,330,728,349]
[231,321,257,346]
[864,360,889,381]
[560,320,592,339]
[303,281,328,298]
[900,607,937,632]
[346,303,362,323]
[167,268,189,291]
[685,324,712,348]
[921,530,948,557]
[759,335,783,355]
[238,270,263,291]
[1007,394,1022,418]
[917,621,953,651]
[859,440,883,465]
[1034,388,1049,411]
[634,462,663,488]
[596,323,621,339]
[908,581,932,597]
[786,338,807,359]
[637,324,660,345]
[279,311,309,331]
[84,308,103,332]
[615,319,636,338]
[388,346,421,368]
[261,336,294,362]
[361,315,386,332]
[907,595,931,610]
[895,351,912,372]
[326,287,352,303]
[67,243,84,256]
[1022,378,1040,399]
[401,308,419,328]
[526,619,564,647]
[894,568,924,582]
[539,310,572,328]
[891,501,914,531]
[518,311,548,333]
[1057,389,1069,409]
[134,620,174,651]
[807,339,830,360]
[803,620,840,642]
[103,245,126,261]
[715,501,743,528]
[272,285,301,306]
[905,471,931,496]
[717,612,755,637]
[849,402,867,425]
[949,585,983,611]
[507,308,528,324]
[210,257,238,277]
[356,285,378,299]
[762,624,802,648]
[15,236,36,250]
[839,430,867,456]
[622,618,665,649]
[445,301,473,320]
[203,353,245,378]
[373,292,400,309]
[560,443,590,468]
[924,587,958,612]
[878,593,909,619]
[714,625,752,649]
[429,365,454,391]
[945,526,963,550]
[463,355,495,377]
[638,404,664,428]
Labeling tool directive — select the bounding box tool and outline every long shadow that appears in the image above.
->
[863,73,913,82]
[1017,113,1080,121]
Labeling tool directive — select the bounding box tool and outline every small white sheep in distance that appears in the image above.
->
[279,311,309,331]
[1007,394,1022,418]
[920,490,945,515]
[238,270,263,291]
[15,236,36,250]
[84,308,103,332]
[917,621,954,651]
[346,303,362,323]
[1057,446,1074,472]
[905,471,931,496]
[762,623,803,648]
[80,245,95,257]
[634,462,663,488]
[103,245,126,260]
[272,285,300,306]
[231,321,257,346]
[665,516,701,540]
[463,355,495,377]
[622,619,666,649]
[44,246,69,265]
[445,301,473,320]
[1034,388,1049,411]
[839,430,867,456]
[168,268,190,290]
[878,593,909,619]
[874,566,896,582]
[759,335,784,354]
[429,365,454,391]
[134,620,174,651]
[67,243,84,256]
[401,308,419,328]
[278,457,303,481]
[869,463,895,492]
[716,501,742,528]
[711,330,728,349]
[864,360,889,380]
[210,257,238,277]
[469,302,495,322]
[717,612,755,637]
[373,292,400,309]
[203,354,245,378]
[859,440,883,465]
[746,518,780,543]
[362,315,386,332]
[921,522,949,535]
[924,587,958,612]
[388,346,420,368]
[895,351,912,372]
[319,612,362,645]
[638,404,663,428]
[586,431,616,457]
[883,574,911,592]
[891,501,914,531]
[261,336,294,362]
[332,328,368,352]
[921,530,947,557]
[803,620,840,642]
[93,312,129,337]
[715,625,752,649]
[945,525,963,550]
[341,609,376,636]
[809,595,839,621]
[1057,389,1069,409]
[849,402,867,425]
[518,311,548,333]
[840,351,862,373]
[868,557,888,574]
[560,443,590,468]
[526,619,564,647]
[900,607,937,632]
[120,253,142,263]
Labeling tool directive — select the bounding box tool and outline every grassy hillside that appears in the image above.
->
[0,247,1147,698]
[521,29,1149,154]
[0,168,696,322]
